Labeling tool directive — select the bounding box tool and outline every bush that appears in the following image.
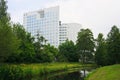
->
[0,65,24,80]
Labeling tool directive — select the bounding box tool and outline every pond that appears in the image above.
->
[31,69,90,80]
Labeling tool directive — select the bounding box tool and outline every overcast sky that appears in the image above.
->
[7,0,120,38]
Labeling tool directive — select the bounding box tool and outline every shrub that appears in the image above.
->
[0,65,24,80]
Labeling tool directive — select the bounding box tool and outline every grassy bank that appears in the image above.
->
[86,64,120,80]
[19,62,82,75]
[0,62,84,80]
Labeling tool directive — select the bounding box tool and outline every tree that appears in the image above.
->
[0,0,10,24]
[33,33,47,62]
[0,0,18,62]
[41,44,58,62]
[76,29,95,63]
[58,40,78,62]
[34,33,46,55]
[76,28,95,77]
[106,25,120,64]
[8,24,35,63]
[95,33,108,66]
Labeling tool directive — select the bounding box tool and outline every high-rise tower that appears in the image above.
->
[24,6,59,47]
[24,6,82,47]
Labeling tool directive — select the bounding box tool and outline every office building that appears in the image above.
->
[24,6,59,47]
[24,6,82,47]
[59,23,82,44]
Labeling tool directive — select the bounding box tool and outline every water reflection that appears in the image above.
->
[80,70,89,77]
[49,71,84,80]
[32,71,85,80]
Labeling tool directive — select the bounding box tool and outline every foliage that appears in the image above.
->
[41,44,58,62]
[0,65,24,80]
[34,33,46,54]
[6,24,35,63]
[0,0,10,24]
[33,33,47,62]
[106,25,120,64]
[0,0,18,62]
[5,23,59,63]
[94,26,120,66]
[58,40,79,62]
[76,29,95,63]
[95,33,108,66]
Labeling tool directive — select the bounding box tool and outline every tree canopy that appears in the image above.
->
[107,25,120,64]
[95,33,108,66]
[58,40,79,62]
[76,29,95,63]
[0,0,18,62]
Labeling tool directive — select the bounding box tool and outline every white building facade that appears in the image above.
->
[24,6,60,47]
[59,23,82,44]
[24,6,82,47]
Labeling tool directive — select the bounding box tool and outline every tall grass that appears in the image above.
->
[0,63,82,80]
[20,62,82,76]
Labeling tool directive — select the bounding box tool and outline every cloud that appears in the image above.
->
[10,0,25,3]
[45,0,120,37]
[8,0,120,37]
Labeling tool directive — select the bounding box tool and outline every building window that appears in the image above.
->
[38,10,44,18]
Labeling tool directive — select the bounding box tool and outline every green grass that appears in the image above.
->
[0,62,94,80]
[11,62,83,76]
[86,64,120,80]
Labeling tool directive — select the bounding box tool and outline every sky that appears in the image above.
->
[7,0,120,38]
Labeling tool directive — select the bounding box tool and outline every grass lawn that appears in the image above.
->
[86,64,120,80]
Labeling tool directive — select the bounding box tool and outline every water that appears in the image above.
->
[31,70,89,80]
[48,71,84,80]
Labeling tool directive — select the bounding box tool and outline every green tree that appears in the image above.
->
[0,0,18,62]
[34,33,46,55]
[95,33,108,66]
[41,44,58,62]
[33,33,47,62]
[9,24,35,63]
[58,40,78,62]
[76,28,95,77]
[76,29,95,63]
[107,25,120,64]
[0,0,10,24]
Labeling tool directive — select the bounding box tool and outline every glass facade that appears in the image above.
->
[59,24,67,44]
[24,6,82,47]
[24,6,59,47]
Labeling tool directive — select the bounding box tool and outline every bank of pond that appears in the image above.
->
[0,63,94,80]
[85,64,120,80]
[1,63,119,80]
